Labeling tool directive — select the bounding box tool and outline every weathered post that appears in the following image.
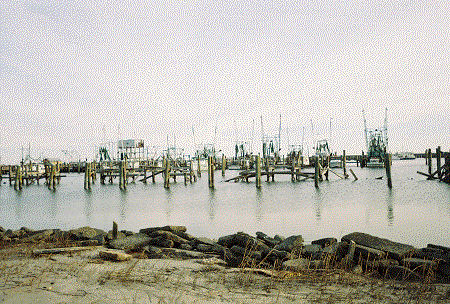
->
[256,154,261,188]
[208,156,214,188]
[325,156,329,181]
[84,162,89,190]
[222,154,226,177]
[119,161,124,190]
[164,158,170,189]
[51,164,57,190]
[384,153,392,188]
[9,166,13,186]
[143,166,147,184]
[343,150,348,178]
[123,160,128,190]
[314,156,319,188]
[436,146,442,177]
[197,157,201,177]
[425,149,428,165]
[112,221,118,240]
[428,148,432,175]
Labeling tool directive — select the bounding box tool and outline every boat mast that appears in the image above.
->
[384,108,389,152]
[278,114,281,153]
[251,119,255,154]
[362,109,369,152]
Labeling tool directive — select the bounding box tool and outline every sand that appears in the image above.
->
[1,245,449,304]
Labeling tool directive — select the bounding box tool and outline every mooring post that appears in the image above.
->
[164,158,170,189]
[112,221,118,241]
[119,161,123,190]
[256,154,262,188]
[445,152,450,183]
[437,146,442,177]
[385,153,392,188]
[222,154,226,177]
[314,156,319,188]
[197,157,201,177]
[343,150,348,178]
[425,149,428,165]
[325,156,329,181]
[208,156,214,188]
[8,166,12,186]
[51,164,57,190]
[428,148,432,175]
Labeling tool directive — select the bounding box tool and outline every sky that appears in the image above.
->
[1,0,449,164]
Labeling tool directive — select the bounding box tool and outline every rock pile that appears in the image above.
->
[1,225,449,283]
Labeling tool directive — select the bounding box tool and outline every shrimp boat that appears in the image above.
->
[363,109,389,168]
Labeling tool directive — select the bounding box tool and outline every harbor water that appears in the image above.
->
[1,159,449,248]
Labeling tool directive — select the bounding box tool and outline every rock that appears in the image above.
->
[366,259,399,270]
[197,244,213,252]
[149,236,174,248]
[274,235,303,253]
[312,237,337,248]
[106,230,126,241]
[179,243,192,250]
[383,265,423,282]
[160,248,213,259]
[354,244,386,261]
[265,248,289,260]
[301,244,322,260]
[146,230,189,245]
[230,245,262,261]
[68,227,105,241]
[194,237,217,246]
[173,231,197,242]
[139,226,187,235]
[120,230,134,237]
[99,250,132,262]
[211,244,226,255]
[22,230,54,242]
[91,233,105,245]
[144,246,164,258]
[217,234,235,247]
[76,239,99,247]
[274,235,285,242]
[5,229,25,239]
[341,232,415,260]
[0,226,5,233]
[0,235,11,242]
[256,232,279,247]
[109,233,151,251]
[402,258,437,271]
[352,265,364,274]
[282,258,311,271]
[427,244,450,253]
[20,227,34,234]
[322,242,339,256]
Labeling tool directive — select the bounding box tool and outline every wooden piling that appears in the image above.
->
[436,146,442,177]
[222,154,226,177]
[349,168,358,180]
[343,150,348,178]
[112,221,118,240]
[197,157,201,177]
[164,158,170,189]
[384,153,392,188]
[256,154,261,188]
[208,156,214,188]
[314,156,319,188]
[9,166,12,186]
[427,148,432,175]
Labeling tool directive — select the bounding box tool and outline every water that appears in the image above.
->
[1,159,449,248]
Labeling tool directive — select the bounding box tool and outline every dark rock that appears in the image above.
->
[256,232,279,247]
[173,231,197,242]
[274,235,303,253]
[139,226,187,235]
[312,237,337,248]
[274,235,285,242]
[366,259,399,270]
[354,244,386,261]
[383,265,423,282]
[194,237,217,246]
[217,234,235,247]
[402,258,437,271]
[301,244,322,260]
[20,227,34,234]
[197,244,213,252]
[322,242,339,256]
[149,236,174,248]
[230,245,261,260]
[120,230,135,237]
[67,227,105,241]
[109,233,151,251]
[211,244,226,255]
[0,226,5,233]
[341,232,415,260]
[180,243,193,251]
[147,230,189,245]
[427,244,450,253]
[5,229,25,238]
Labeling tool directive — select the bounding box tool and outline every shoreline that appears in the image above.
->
[2,225,450,303]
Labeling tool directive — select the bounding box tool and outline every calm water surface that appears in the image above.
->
[1,159,449,248]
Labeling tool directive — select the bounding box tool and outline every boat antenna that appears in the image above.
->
[329,117,332,152]
[251,119,255,154]
[278,114,282,152]
[310,119,315,153]
[302,126,305,154]
[384,108,389,152]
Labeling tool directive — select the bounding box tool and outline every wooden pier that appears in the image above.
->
[417,146,450,184]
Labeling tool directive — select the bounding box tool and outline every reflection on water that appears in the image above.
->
[314,188,322,222]
[2,159,450,248]
[386,189,394,226]
[208,188,216,221]
[255,189,263,222]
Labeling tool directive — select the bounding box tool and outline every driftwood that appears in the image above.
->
[33,246,102,255]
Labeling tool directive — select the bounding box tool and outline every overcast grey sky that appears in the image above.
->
[1,0,449,164]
